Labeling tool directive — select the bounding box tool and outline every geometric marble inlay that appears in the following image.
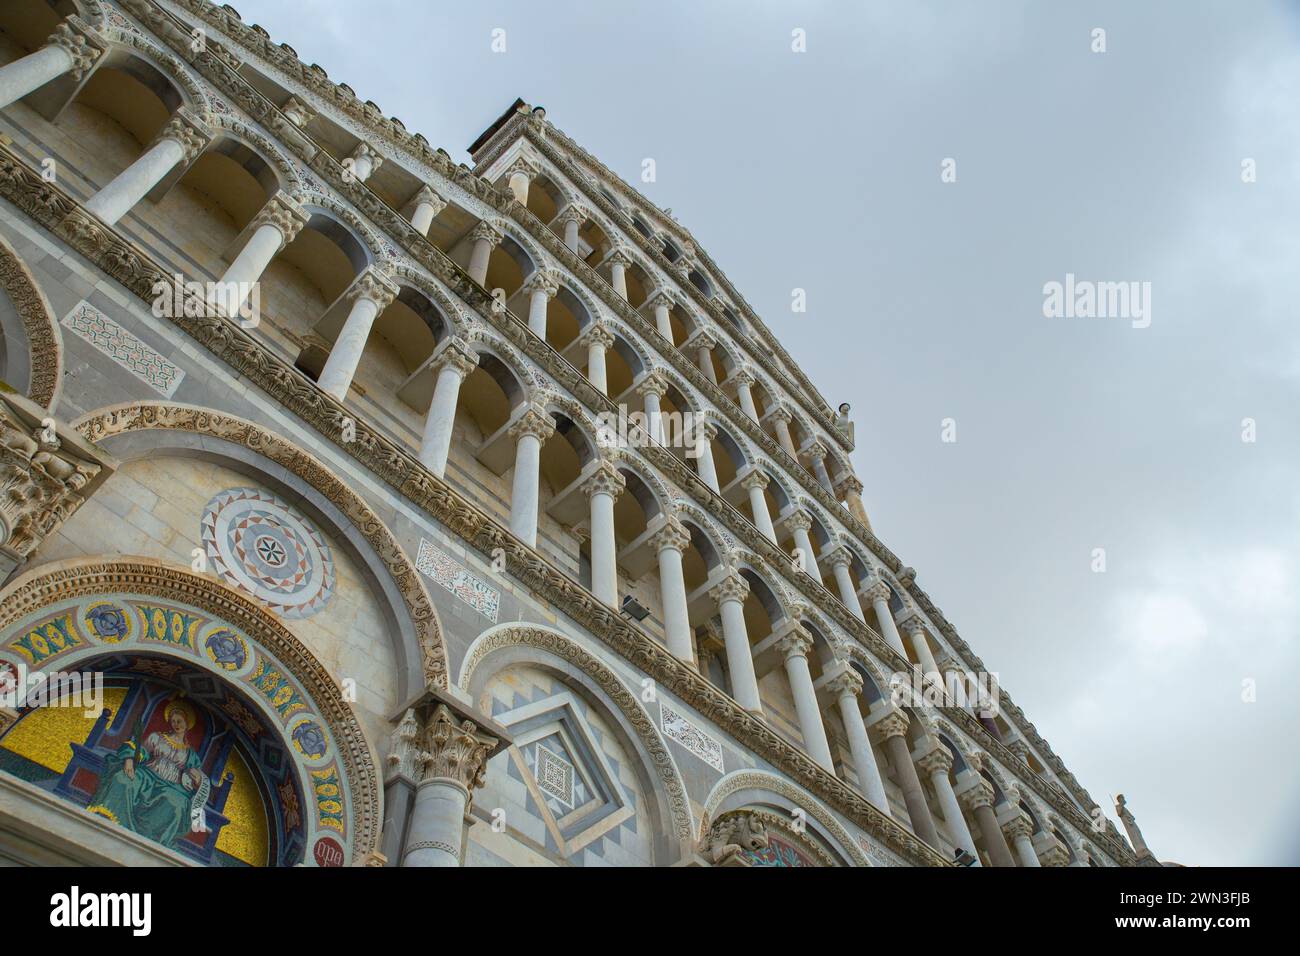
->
[416,538,500,622]
[60,300,185,398]
[533,743,575,809]
[201,488,335,620]
[660,700,724,772]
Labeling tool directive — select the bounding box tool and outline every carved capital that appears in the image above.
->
[385,708,422,782]
[48,18,105,82]
[899,615,927,639]
[507,406,555,443]
[417,704,498,792]
[728,368,756,389]
[685,329,717,351]
[521,268,560,298]
[346,268,399,312]
[958,780,996,812]
[350,141,384,174]
[917,745,954,778]
[413,184,447,217]
[634,371,669,399]
[650,515,691,554]
[834,473,864,497]
[505,156,539,180]
[803,440,828,462]
[556,204,587,227]
[153,110,212,165]
[775,626,812,662]
[824,668,863,700]
[645,288,677,312]
[430,342,478,380]
[469,220,504,246]
[822,545,852,570]
[581,459,625,500]
[605,246,634,268]
[250,192,309,248]
[577,323,615,350]
[739,469,769,492]
[862,580,892,605]
[782,510,813,533]
[870,709,910,742]
[1002,812,1034,843]
[709,571,750,606]
[765,403,793,425]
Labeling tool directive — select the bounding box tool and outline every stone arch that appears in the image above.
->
[69,402,448,693]
[607,448,675,516]
[388,263,471,333]
[0,233,62,410]
[99,30,212,115]
[0,557,382,864]
[205,113,303,198]
[456,623,695,856]
[698,769,871,866]
[296,193,385,268]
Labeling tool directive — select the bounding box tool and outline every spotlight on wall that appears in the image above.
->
[954,848,977,867]
[620,595,650,622]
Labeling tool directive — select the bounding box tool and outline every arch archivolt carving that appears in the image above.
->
[68,401,448,689]
[0,233,62,410]
[0,557,382,863]
[101,31,212,115]
[674,501,734,557]
[206,114,303,197]
[698,770,871,866]
[388,263,471,333]
[456,623,695,848]
[297,192,388,267]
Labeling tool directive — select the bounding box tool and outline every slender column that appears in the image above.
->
[805,441,835,493]
[281,95,315,127]
[710,572,761,713]
[827,670,889,813]
[0,20,102,110]
[835,473,872,531]
[686,331,718,384]
[784,511,823,584]
[505,158,535,204]
[522,269,559,338]
[211,192,308,317]
[583,461,625,606]
[636,372,668,445]
[1116,794,1156,862]
[826,549,865,621]
[730,370,759,421]
[418,344,478,476]
[919,747,979,863]
[646,290,675,341]
[317,269,398,400]
[872,711,941,847]
[507,407,555,547]
[652,516,694,662]
[768,406,799,459]
[693,421,720,493]
[776,625,834,771]
[607,248,631,300]
[959,783,1017,867]
[401,705,497,867]
[741,470,777,543]
[901,615,941,677]
[863,580,906,657]
[467,221,502,285]
[346,142,383,183]
[85,111,210,226]
[578,324,614,395]
[408,184,446,237]
[1004,814,1041,867]
[556,205,585,253]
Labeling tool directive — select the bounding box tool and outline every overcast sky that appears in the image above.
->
[227,0,1300,866]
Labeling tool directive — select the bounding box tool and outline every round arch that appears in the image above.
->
[70,402,448,693]
[0,232,62,410]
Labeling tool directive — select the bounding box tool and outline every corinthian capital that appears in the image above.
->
[346,267,399,312]
[709,570,750,606]
[581,459,625,500]
[957,780,996,812]
[413,184,447,216]
[578,323,615,350]
[0,394,114,577]
[430,341,479,379]
[417,704,498,792]
[154,109,212,165]
[824,668,863,700]
[521,268,561,298]
[556,204,587,227]
[650,514,691,553]
[250,192,310,248]
[508,406,556,443]
[635,370,669,398]
[916,745,954,778]
[870,709,910,742]
[469,220,505,246]
[49,18,105,82]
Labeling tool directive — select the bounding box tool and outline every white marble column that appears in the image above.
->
[872,710,941,847]
[742,470,777,543]
[505,158,535,204]
[556,205,585,253]
[346,142,383,183]
[784,511,823,584]
[777,625,834,771]
[827,670,889,813]
[317,269,398,400]
[418,344,478,476]
[835,473,872,531]
[408,184,446,237]
[583,461,625,606]
[0,20,102,110]
[826,549,865,622]
[507,407,555,547]
[767,405,799,459]
[919,746,980,864]
[636,372,668,445]
[653,516,694,662]
[730,369,760,421]
[959,782,1016,867]
[805,440,835,493]
[710,572,761,713]
[401,705,497,868]
[211,192,308,318]
[901,615,941,677]
[607,248,631,300]
[693,421,720,493]
[863,580,907,658]
[1004,814,1042,867]
[578,324,614,395]
[467,221,503,286]
[522,268,559,338]
[646,290,675,342]
[85,111,210,226]
[686,330,718,384]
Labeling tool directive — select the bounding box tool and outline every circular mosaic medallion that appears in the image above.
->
[201,488,335,620]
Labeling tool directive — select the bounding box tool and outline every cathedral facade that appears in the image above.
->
[0,0,1141,868]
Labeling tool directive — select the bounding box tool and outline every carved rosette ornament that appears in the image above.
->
[49,19,105,82]
[0,394,113,578]
[251,191,310,248]
[417,704,498,795]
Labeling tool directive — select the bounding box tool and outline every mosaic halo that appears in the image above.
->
[201,488,335,620]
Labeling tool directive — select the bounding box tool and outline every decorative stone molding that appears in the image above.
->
[650,515,691,554]
[917,745,954,778]
[49,18,107,82]
[700,809,769,866]
[0,233,62,409]
[580,459,625,500]
[249,190,309,247]
[385,708,421,783]
[507,405,555,443]
[418,703,497,794]
[347,267,399,311]
[0,394,113,579]
[281,94,315,127]
[709,570,750,606]
[153,109,213,165]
